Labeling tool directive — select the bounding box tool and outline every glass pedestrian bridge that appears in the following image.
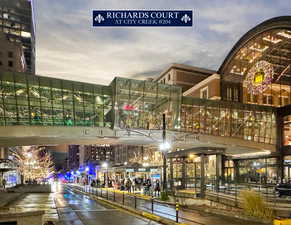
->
[0,71,276,146]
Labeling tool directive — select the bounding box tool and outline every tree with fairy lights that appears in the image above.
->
[13,146,54,184]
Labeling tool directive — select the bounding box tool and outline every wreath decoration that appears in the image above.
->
[244,60,274,95]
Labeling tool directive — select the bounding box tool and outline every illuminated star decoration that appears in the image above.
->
[245,60,274,95]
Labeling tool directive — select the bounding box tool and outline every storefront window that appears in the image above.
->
[284,115,291,146]
[237,158,278,184]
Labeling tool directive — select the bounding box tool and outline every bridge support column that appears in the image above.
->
[200,154,206,198]
[233,159,239,183]
[215,154,222,192]
[181,158,186,189]
[169,158,174,191]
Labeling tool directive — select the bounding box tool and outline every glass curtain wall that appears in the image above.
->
[111,77,181,130]
[0,72,112,127]
[181,97,276,144]
[237,158,278,184]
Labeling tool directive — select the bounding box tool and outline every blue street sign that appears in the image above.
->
[93,10,193,27]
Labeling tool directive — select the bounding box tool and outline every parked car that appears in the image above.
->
[275,183,291,197]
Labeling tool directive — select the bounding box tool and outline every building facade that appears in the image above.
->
[164,16,291,190]
[0,32,26,72]
[0,0,35,74]
[68,145,80,170]
[154,63,215,92]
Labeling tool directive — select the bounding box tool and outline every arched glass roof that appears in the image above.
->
[219,16,291,87]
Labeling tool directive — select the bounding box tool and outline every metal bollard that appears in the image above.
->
[151,196,154,213]
[101,189,103,198]
[175,202,179,223]
[113,191,116,202]
[134,195,137,209]
[107,189,109,200]
[122,192,125,205]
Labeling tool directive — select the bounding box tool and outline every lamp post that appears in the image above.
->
[85,166,89,185]
[159,114,170,192]
[102,162,108,187]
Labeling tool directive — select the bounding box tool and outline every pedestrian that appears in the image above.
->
[145,178,151,196]
[154,180,161,197]
[126,178,132,193]
[2,178,6,190]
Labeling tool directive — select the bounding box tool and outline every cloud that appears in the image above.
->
[35,0,290,85]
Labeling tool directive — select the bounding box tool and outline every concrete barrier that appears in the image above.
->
[0,193,24,208]
[0,210,45,225]
[9,184,51,193]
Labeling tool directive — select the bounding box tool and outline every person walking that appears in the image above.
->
[2,178,6,190]
[154,180,161,197]
[145,178,151,196]
[126,178,132,193]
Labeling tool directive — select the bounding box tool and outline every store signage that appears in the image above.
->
[0,162,15,169]
[125,167,159,172]
[93,10,193,27]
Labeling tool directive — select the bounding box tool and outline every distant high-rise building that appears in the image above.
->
[0,0,35,74]
[68,145,80,170]
[0,32,26,72]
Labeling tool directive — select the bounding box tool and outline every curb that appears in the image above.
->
[70,187,183,225]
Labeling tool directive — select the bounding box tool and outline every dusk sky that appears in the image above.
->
[35,0,290,85]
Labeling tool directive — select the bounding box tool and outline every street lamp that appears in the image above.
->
[160,113,171,192]
[159,141,171,191]
[159,142,171,151]
[102,162,108,187]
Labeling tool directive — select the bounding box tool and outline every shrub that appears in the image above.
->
[239,189,274,220]
[160,191,169,201]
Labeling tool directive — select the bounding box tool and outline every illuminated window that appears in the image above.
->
[200,86,208,99]
[227,87,232,101]
[280,96,289,106]
[21,31,31,38]
[3,13,8,19]
[263,95,272,105]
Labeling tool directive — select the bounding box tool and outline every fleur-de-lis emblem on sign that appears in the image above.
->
[181,14,191,23]
[95,14,105,23]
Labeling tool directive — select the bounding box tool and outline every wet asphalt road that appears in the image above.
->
[9,183,160,225]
